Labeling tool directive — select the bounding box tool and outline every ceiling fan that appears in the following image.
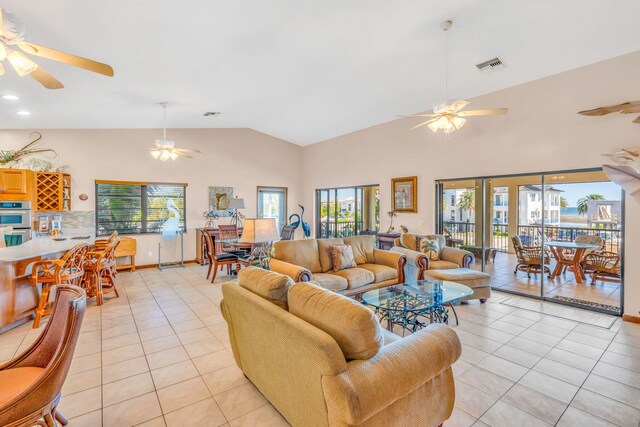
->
[579,101,640,124]
[408,20,508,133]
[0,7,114,89]
[602,146,640,203]
[151,103,200,161]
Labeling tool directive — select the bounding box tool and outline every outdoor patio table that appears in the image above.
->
[544,241,600,284]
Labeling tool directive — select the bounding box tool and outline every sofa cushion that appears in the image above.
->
[331,244,357,272]
[424,235,447,256]
[0,367,45,405]
[273,239,322,273]
[424,268,490,289]
[419,237,440,260]
[288,282,383,360]
[399,233,418,251]
[429,260,460,270]
[358,263,398,283]
[332,268,375,289]
[317,238,344,272]
[344,235,376,264]
[311,273,349,292]
[238,267,294,310]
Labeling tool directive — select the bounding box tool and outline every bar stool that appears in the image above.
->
[82,239,120,305]
[31,243,90,328]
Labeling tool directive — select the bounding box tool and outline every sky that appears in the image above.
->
[550,182,622,206]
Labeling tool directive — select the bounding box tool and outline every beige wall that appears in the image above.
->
[0,128,304,265]
[302,51,640,317]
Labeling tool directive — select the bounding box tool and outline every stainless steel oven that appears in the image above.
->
[0,201,32,241]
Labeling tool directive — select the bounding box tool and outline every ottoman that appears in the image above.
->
[423,268,491,303]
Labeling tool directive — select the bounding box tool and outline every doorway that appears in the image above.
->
[257,187,287,231]
[436,168,624,315]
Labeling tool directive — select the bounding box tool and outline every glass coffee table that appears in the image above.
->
[361,280,473,334]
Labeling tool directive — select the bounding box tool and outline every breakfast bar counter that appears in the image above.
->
[0,235,94,333]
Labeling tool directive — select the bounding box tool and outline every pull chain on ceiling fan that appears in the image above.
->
[0,7,114,89]
[150,103,200,161]
[408,20,508,133]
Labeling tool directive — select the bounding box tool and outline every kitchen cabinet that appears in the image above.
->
[0,169,27,194]
[35,172,72,212]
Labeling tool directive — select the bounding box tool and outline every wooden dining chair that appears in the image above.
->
[280,225,295,240]
[82,239,120,305]
[511,236,551,278]
[202,231,215,280]
[31,243,90,328]
[0,285,85,427]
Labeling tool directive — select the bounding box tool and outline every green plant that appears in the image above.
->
[457,190,475,220]
[577,194,605,215]
[560,196,569,209]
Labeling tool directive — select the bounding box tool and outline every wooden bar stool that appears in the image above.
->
[31,243,89,328]
[82,239,121,305]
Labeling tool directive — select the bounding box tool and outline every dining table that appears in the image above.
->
[544,241,601,283]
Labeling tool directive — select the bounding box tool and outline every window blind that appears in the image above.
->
[95,181,187,236]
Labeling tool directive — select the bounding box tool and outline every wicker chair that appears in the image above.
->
[582,252,621,285]
[0,285,86,427]
[31,243,89,328]
[280,225,295,241]
[512,236,551,278]
[82,239,120,305]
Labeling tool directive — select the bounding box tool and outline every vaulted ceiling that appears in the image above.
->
[1,0,639,145]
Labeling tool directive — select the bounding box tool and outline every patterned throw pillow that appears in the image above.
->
[331,244,357,272]
[419,237,440,261]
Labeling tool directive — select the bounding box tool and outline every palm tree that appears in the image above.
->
[577,194,605,215]
[457,190,475,221]
[560,197,569,209]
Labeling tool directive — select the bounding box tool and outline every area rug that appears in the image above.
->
[499,296,617,329]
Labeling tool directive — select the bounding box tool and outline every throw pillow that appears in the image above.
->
[331,244,357,271]
[420,237,440,260]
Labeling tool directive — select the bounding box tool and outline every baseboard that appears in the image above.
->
[623,314,640,324]
[135,260,197,270]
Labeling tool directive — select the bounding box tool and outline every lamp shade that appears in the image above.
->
[239,218,280,243]
[228,198,245,209]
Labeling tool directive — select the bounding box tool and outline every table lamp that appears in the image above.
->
[228,197,245,226]
[239,218,280,268]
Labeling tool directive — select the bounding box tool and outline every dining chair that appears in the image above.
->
[82,239,120,305]
[0,285,85,427]
[202,231,215,280]
[582,252,621,285]
[31,243,90,328]
[280,225,295,241]
[512,236,551,278]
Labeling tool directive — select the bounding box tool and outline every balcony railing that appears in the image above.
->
[443,221,621,254]
[319,221,364,238]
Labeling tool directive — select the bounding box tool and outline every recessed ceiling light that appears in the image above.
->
[2,95,19,100]
[16,111,31,116]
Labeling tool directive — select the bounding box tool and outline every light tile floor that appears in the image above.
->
[0,264,639,427]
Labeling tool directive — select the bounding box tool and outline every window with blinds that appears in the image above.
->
[95,181,187,236]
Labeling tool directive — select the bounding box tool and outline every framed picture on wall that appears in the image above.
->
[392,176,417,213]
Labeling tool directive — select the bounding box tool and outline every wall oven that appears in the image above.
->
[0,201,32,242]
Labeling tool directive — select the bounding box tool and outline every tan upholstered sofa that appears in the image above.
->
[269,235,406,295]
[221,267,461,427]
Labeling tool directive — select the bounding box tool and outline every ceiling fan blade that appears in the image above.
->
[457,108,508,117]
[0,8,4,37]
[19,42,114,77]
[619,104,640,114]
[29,66,64,89]
[449,100,470,113]
[409,118,437,131]
[578,101,640,116]
[398,114,437,118]
[634,115,640,124]
[175,148,201,154]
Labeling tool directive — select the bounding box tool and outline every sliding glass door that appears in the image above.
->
[437,168,624,315]
[257,187,287,231]
[316,185,380,238]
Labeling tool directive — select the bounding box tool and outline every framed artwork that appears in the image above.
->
[208,186,234,217]
[392,176,417,213]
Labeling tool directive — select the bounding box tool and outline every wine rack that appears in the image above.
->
[35,172,71,212]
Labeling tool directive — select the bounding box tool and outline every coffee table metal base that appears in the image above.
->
[372,302,459,335]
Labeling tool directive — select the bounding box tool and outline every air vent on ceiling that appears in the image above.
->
[476,57,505,71]
[203,112,221,117]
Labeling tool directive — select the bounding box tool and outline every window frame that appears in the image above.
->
[256,186,288,231]
[95,180,188,236]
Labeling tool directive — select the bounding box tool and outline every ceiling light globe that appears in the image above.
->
[452,116,466,129]
[7,51,38,76]
[151,150,161,159]
[159,150,171,161]
[427,121,440,133]
[169,151,178,161]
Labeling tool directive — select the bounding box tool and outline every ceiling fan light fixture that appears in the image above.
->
[150,149,161,159]
[169,151,179,161]
[7,50,37,76]
[427,121,440,133]
[158,150,171,161]
[452,116,466,129]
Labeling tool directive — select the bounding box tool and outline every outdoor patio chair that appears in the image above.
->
[582,252,621,285]
[512,236,551,278]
